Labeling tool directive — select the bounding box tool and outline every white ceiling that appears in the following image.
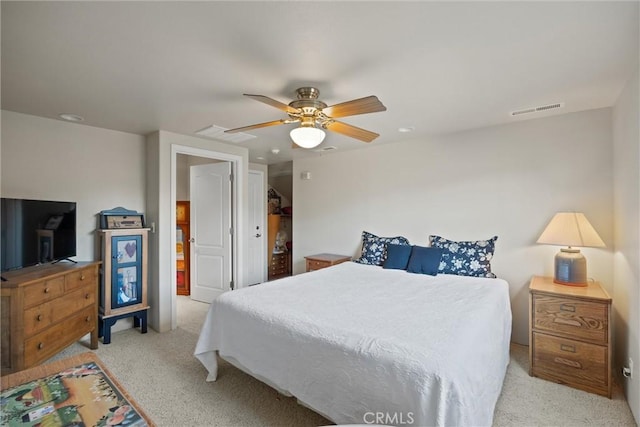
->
[2,1,638,165]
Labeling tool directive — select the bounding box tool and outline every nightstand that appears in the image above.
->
[305,253,351,272]
[529,275,611,397]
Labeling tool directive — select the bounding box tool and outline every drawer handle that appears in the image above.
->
[44,287,50,294]
[80,275,85,280]
[85,316,91,322]
[38,342,44,350]
[560,303,576,312]
[553,318,582,327]
[554,356,581,369]
[560,344,576,353]
[36,314,42,321]
[85,293,90,299]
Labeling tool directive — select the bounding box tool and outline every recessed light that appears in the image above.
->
[271,148,280,155]
[256,156,265,160]
[59,113,84,122]
[398,126,414,133]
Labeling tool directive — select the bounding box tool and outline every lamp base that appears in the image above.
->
[553,248,588,287]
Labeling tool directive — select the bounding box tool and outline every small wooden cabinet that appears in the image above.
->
[176,201,190,295]
[97,228,150,344]
[529,276,612,397]
[305,253,352,272]
[0,262,101,375]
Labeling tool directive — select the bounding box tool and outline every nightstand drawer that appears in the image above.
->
[307,259,330,271]
[531,332,608,391]
[532,294,608,344]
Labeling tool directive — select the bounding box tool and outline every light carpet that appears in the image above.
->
[49,296,637,427]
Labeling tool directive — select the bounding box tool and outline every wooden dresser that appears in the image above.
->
[269,252,291,280]
[305,253,352,272]
[1,262,100,375]
[529,275,611,397]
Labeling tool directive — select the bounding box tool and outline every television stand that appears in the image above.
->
[52,257,78,264]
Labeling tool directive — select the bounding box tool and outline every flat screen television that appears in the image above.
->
[1,198,77,272]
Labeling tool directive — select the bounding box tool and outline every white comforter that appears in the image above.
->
[195,262,512,427]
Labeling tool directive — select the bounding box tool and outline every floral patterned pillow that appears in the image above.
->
[354,231,410,266]
[429,235,498,278]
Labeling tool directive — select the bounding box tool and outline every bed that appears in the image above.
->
[195,261,512,426]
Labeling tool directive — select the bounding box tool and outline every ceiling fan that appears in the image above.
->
[224,87,387,148]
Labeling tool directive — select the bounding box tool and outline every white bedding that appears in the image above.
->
[195,262,512,427]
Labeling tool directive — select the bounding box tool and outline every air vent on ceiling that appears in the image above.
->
[314,146,337,152]
[511,102,565,117]
[195,125,256,143]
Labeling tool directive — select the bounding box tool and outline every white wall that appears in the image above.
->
[1,110,146,263]
[612,67,639,422]
[293,108,613,345]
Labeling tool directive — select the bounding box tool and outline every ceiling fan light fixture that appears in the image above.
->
[290,126,325,148]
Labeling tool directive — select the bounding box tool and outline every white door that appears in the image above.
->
[190,162,232,303]
[247,170,266,285]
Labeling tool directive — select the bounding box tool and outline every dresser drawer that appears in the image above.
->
[65,266,97,291]
[24,305,96,367]
[307,259,330,271]
[532,294,608,344]
[23,277,65,308]
[531,332,608,391]
[24,283,96,336]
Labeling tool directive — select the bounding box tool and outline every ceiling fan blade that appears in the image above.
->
[324,120,380,142]
[225,119,289,134]
[244,94,300,114]
[322,95,386,118]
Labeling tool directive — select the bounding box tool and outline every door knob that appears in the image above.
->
[190,238,195,243]
[255,233,262,238]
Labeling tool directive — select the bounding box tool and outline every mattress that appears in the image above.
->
[195,261,512,426]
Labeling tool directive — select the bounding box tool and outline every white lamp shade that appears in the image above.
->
[536,212,605,248]
[290,127,325,148]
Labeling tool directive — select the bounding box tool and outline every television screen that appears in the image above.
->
[1,198,77,272]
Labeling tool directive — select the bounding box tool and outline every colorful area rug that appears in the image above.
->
[1,352,154,426]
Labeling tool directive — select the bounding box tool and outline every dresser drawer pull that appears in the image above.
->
[560,344,576,353]
[553,317,581,327]
[44,287,50,294]
[85,316,91,322]
[85,293,90,299]
[36,314,42,321]
[38,342,44,350]
[80,274,85,280]
[554,356,581,369]
[560,303,576,312]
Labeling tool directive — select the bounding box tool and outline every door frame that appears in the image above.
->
[170,144,244,330]
[248,168,267,285]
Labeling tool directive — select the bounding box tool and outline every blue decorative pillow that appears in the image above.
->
[383,244,413,270]
[406,246,443,275]
[354,231,410,266]
[429,235,498,278]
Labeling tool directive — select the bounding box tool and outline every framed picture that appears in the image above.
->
[115,266,140,306]
[116,239,137,263]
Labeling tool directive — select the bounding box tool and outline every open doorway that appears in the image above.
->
[170,144,243,331]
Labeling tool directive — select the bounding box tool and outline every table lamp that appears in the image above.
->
[536,212,605,286]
